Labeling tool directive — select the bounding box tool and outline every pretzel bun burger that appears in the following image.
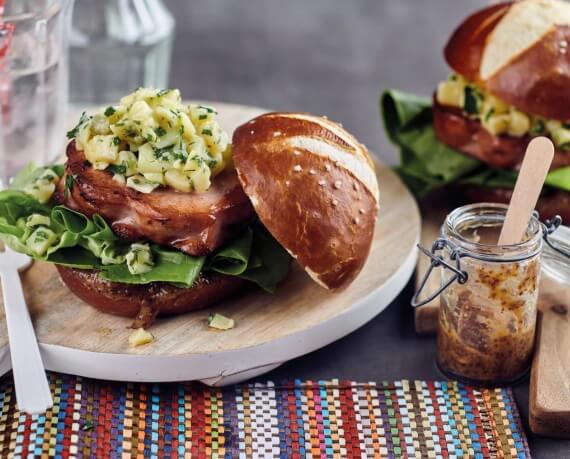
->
[233,113,380,289]
[0,88,379,330]
[434,0,570,220]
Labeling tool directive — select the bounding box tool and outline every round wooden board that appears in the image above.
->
[0,102,420,385]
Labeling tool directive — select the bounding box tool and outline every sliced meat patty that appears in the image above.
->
[433,97,570,170]
[55,141,255,256]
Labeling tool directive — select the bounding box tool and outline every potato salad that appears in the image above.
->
[437,74,570,150]
[69,88,231,193]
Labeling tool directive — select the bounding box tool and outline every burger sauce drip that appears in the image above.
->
[131,302,159,330]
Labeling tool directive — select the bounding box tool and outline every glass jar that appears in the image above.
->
[438,203,543,385]
[69,0,174,106]
[413,203,550,385]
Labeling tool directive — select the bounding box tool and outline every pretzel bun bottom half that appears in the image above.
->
[232,113,380,291]
[57,265,246,318]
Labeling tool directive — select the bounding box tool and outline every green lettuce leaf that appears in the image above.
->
[381,90,480,197]
[207,228,252,276]
[545,166,570,192]
[380,89,570,196]
[100,246,205,285]
[221,225,292,293]
[0,165,292,292]
[458,169,518,189]
[10,163,64,190]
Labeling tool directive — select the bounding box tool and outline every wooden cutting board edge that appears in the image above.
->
[529,279,570,438]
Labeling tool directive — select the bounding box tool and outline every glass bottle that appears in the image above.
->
[69,0,174,106]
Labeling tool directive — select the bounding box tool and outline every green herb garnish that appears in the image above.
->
[107,164,127,175]
[530,119,546,136]
[64,174,75,199]
[154,145,187,163]
[202,129,213,136]
[463,86,483,115]
[155,126,167,137]
[113,137,120,146]
[157,89,172,97]
[199,114,208,120]
[104,107,116,117]
[66,112,89,139]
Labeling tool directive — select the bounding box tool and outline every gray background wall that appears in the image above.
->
[168,0,489,164]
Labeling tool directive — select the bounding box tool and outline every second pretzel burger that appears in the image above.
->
[434,0,570,220]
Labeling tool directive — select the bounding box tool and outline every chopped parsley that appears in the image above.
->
[530,119,546,136]
[154,126,167,137]
[463,86,483,115]
[34,230,49,241]
[154,145,187,163]
[484,108,494,122]
[199,105,216,114]
[113,136,120,146]
[157,89,172,97]
[66,112,89,139]
[199,114,208,120]
[202,128,213,136]
[107,164,127,175]
[104,106,116,117]
[64,174,75,199]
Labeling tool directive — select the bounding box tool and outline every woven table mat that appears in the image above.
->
[0,373,529,458]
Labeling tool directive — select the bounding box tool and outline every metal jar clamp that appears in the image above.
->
[412,216,569,308]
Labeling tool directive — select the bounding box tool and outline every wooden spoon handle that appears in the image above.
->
[498,137,554,246]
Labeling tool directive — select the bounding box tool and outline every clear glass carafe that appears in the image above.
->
[0,0,74,185]
[69,0,174,105]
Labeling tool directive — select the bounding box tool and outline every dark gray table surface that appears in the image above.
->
[168,1,570,457]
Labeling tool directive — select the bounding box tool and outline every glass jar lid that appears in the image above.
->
[542,222,570,285]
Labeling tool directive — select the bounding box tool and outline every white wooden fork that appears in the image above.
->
[0,248,52,414]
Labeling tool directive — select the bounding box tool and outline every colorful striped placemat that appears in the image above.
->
[0,373,530,458]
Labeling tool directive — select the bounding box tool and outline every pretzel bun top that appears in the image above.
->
[445,0,570,120]
[232,112,379,290]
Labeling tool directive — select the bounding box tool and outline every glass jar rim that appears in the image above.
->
[442,202,542,260]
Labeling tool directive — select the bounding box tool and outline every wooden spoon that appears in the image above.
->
[498,136,555,245]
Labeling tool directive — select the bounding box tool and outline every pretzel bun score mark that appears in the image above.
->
[232,113,379,290]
